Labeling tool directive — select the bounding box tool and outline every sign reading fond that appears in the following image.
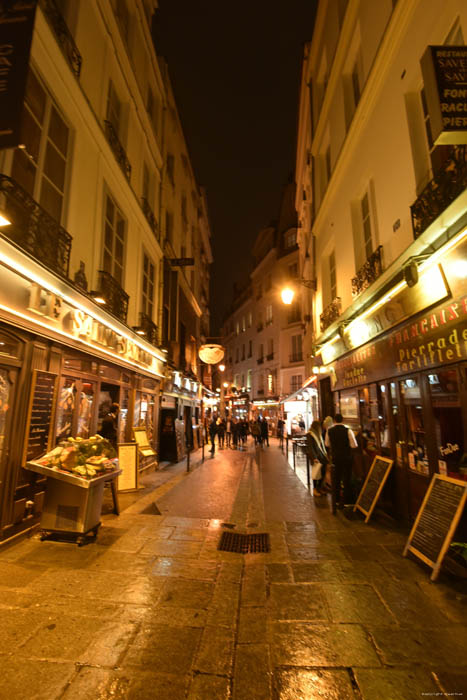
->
[198,344,225,365]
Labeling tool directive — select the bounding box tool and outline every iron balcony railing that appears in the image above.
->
[289,352,303,363]
[138,312,158,346]
[257,357,264,365]
[95,270,129,323]
[257,389,264,395]
[411,145,467,239]
[40,0,82,78]
[266,352,274,360]
[257,322,263,332]
[351,246,383,298]
[320,297,342,332]
[103,120,132,182]
[141,197,159,238]
[0,175,72,278]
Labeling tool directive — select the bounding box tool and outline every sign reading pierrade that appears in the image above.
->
[0,1,38,149]
[421,45,467,145]
[403,474,467,581]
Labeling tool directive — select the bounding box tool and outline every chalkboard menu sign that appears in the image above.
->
[404,474,467,581]
[22,370,58,465]
[354,455,394,523]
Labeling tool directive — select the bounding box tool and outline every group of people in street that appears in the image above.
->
[207,415,271,454]
[306,413,357,508]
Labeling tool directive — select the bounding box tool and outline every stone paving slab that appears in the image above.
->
[0,441,466,699]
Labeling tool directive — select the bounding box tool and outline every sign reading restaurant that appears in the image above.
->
[421,45,467,144]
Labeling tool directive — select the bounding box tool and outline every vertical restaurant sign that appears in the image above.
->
[0,0,38,150]
[421,45,467,145]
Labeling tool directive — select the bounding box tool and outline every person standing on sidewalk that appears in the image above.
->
[209,416,218,455]
[226,417,233,448]
[306,420,329,496]
[325,413,358,508]
[277,418,285,448]
[260,417,269,447]
[217,417,226,449]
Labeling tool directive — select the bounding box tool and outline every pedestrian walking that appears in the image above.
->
[325,413,358,509]
[260,417,269,446]
[306,420,329,496]
[240,420,248,447]
[251,419,261,445]
[226,417,233,448]
[232,419,240,449]
[277,418,285,448]
[209,416,218,455]
[217,417,226,448]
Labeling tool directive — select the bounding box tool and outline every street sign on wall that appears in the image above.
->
[0,1,38,150]
[421,45,467,145]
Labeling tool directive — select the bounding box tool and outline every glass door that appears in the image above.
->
[400,376,429,476]
[428,368,466,481]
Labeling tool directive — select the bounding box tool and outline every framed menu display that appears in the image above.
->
[403,474,467,581]
[22,370,58,465]
[118,443,139,492]
[133,427,156,458]
[354,455,394,523]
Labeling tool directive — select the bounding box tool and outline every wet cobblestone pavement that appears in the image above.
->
[0,440,466,699]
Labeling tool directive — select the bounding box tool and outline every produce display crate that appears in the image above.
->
[26,461,121,545]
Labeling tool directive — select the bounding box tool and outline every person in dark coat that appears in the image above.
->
[217,418,226,448]
[99,403,119,447]
[260,417,269,446]
[277,418,285,448]
[209,416,218,454]
[325,413,358,508]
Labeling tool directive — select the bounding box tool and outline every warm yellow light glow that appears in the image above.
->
[347,319,371,347]
[319,366,327,373]
[0,246,166,362]
[223,382,229,388]
[0,214,11,226]
[219,363,225,372]
[419,226,467,272]
[447,259,467,279]
[312,366,320,374]
[281,287,295,305]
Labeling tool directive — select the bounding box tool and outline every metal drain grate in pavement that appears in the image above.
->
[218,531,270,553]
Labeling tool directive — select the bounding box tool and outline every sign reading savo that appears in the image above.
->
[421,45,467,144]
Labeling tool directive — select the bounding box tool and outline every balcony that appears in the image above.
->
[136,312,158,346]
[257,389,264,395]
[141,197,159,238]
[40,0,82,78]
[351,246,383,298]
[411,145,467,238]
[95,270,129,323]
[0,175,72,278]
[256,322,263,332]
[265,318,273,327]
[320,297,342,333]
[103,121,132,182]
[266,352,274,361]
[257,357,264,365]
[289,352,303,363]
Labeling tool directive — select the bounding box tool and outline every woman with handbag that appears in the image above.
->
[306,420,329,496]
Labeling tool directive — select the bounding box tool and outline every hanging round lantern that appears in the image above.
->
[198,344,225,365]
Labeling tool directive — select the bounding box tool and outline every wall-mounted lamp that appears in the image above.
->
[403,254,431,288]
[280,278,317,305]
[132,326,146,336]
[90,291,106,305]
[0,212,11,227]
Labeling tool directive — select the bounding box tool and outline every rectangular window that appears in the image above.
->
[268,372,273,393]
[247,312,252,328]
[236,321,240,335]
[287,302,301,324]
[106,80,122,135]
[265,274,272,292]
[284,230,297,248]
[291,374,302,392]
[267,338,274,358]
[291,335,302,362]
[141,251,155,318]
[235,347,239,363]
[103,191,126,285]
[248,340,252,357]
[329,250,337,299]
[289,262,298,278]
[242,344,245,361]
[265,304,273,326]
[361,192,373,260]
[165,210,173,243]
[242,316,246,332]
[166,153,174,185]
[247,369,252,391]
[258,343,264,360]
[12,69,70,223]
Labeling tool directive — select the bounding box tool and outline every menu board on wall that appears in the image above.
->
[354,455,394,523]
[22,370,58,465]
[403,474,467,581]
[118,443,139,491]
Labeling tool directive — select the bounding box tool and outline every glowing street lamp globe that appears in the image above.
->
[198,344,225,364]
[281,287,295,305]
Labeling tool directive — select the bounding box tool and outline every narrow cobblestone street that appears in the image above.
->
[0,440,466,700]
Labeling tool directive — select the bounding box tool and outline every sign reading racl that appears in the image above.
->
[421,45,467,144]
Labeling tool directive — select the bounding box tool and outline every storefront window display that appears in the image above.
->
[55,377,76,442]
[0,369,12,464]
[429,368,466,481]
[76,382,95,438]
[400,377,429,476]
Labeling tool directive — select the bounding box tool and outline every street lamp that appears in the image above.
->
[280,278,316,305]
[219,363,226,418]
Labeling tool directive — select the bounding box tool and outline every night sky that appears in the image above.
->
[154,1,318,333]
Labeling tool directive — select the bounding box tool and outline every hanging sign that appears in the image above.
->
[0,0,38,150]
[403,474,467,581]
[421,45,467,144]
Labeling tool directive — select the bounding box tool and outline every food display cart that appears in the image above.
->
[25,435,120,545]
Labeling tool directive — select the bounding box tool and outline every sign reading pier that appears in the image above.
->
[421,45,467,144]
